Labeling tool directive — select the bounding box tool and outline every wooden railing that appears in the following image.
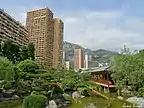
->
[90,78,114,86]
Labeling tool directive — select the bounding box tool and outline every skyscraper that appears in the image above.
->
[26,7,54,68]
[74,48,85,70]
[53,18,64,68]
[84,54,89,69]
[26,7,64,69]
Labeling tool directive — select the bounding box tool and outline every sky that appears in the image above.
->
[1,0,144,52]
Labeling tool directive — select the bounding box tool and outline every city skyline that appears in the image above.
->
[1,0,144,51]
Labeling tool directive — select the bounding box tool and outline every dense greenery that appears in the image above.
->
[0,52,92,101]
[0,57,15,81]
[110,51,144,96]
[22,95,47,108]
[0,40,35,64]
[17,59,39,73]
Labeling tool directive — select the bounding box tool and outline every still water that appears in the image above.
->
[1,96,132,108]
[1,96,108,108]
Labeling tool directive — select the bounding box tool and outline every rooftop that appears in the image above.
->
[89,66,110,72]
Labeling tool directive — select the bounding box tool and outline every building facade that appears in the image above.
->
[0,9,29,45]
[64,60,74,70]
[26,7,54,68]
[84,54,89,69]
[26,7,63,69]
[53,18,64,68]
[74,48,85,69]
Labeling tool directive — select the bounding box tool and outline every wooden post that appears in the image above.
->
[107,71,110,100]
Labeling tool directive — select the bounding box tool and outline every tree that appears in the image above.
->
[60,69,92,91]
[17,59,39,73]
[1,40,21,63]
[21,45,29,60]
[27,43,35,60]
[110,53,144,95]
[0,40,3,56]
[0,56,15,81]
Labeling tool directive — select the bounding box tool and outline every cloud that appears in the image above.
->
[62,10,144,52]
[8,7,144,52]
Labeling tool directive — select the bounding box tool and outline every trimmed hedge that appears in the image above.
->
[22,95,47,108]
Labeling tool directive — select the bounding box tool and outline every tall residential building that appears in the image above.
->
[53,18,64,68]
[84,54,89,69]
[74,48,85,69]
[0,9,28,45]
[26,7,54,69]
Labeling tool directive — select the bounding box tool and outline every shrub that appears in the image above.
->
[22,95,47,108]
[137,87,144,97]
[17,59,39,73]
[0,56,15,81]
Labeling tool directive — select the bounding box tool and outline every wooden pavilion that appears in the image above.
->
[89,66,115,92]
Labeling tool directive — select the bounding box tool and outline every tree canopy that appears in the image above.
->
[0,56,15,81]
[0,40,35,64]
[17,59,39,73]
[110,53,144,95]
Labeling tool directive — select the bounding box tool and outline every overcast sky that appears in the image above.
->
[1,0,144,52]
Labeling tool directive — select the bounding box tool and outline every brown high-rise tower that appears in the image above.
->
[74,47,85,70]
[53,18,64,68]
[26,7,54,68]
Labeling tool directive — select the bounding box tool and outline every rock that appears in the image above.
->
[11,95,19,100]
[55,98,63,106]
[127,97,144,108]
[72,91,81,100]
[66,100,71,104]
[86,103,97,108]
[81,95,85,98]
[121,88,131,93]
[63,93,69,97]
[117,96,124,100]
[49,100,58,108]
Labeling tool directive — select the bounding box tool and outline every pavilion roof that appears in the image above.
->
[89,66,110,72]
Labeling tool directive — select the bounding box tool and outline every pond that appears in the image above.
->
[67,96,109,108]
[0,95,134,108]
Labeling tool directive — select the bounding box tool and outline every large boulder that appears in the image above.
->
[53,93,70,107]
[72,91,81,100]
[127,97,144,108]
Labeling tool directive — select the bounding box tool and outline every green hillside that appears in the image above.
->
[92,49,118,63]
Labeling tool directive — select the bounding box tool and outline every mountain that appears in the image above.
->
[91,49,118,63]
[63,41,118,64]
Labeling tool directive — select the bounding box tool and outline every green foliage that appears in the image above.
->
[3,81,12,90]
[60,70,92,90]
[21,46,29,60]
[17,59,39,73]
[0,56,15,81]
[110,53,144,94]
[16,79,32,97]
[27,43,35,60]
[0,40,35,64]
[1,40,21,63]
[53,85,63,94]
[22,95,47,108]
[137,87,144,97]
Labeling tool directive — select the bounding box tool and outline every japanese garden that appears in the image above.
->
[0,40,144,108]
